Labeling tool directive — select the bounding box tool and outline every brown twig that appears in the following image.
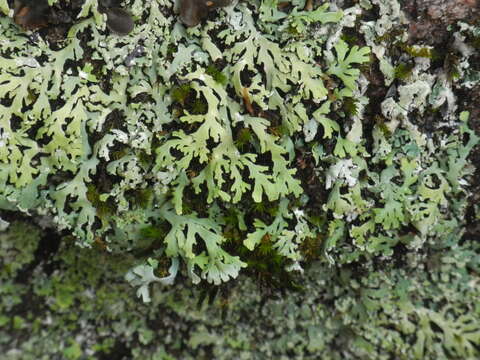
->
[242,87,256,116]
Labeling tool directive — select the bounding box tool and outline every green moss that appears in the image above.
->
[234,128,253,150]
[86,185,115,221]
[341,33,362,46]
[137,150,155,168]
[190,97,208,115]
[171,83,208,114]
[444,53,461,80]
[343,97,359,116]
[131,188,153,209]
[171,83,194,106]
[376,28,405,43]
[394,62,414,80]
[400,44,439,59]
[374,115,392,137]
[140,225,165,240]
[206,64,228,86]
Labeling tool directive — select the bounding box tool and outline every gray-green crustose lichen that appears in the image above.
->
[0,0,478,301]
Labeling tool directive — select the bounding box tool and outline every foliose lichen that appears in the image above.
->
[0,0,478,303]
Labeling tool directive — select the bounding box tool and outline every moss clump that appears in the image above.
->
[206,64,228,86]
[394,62,414,80]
